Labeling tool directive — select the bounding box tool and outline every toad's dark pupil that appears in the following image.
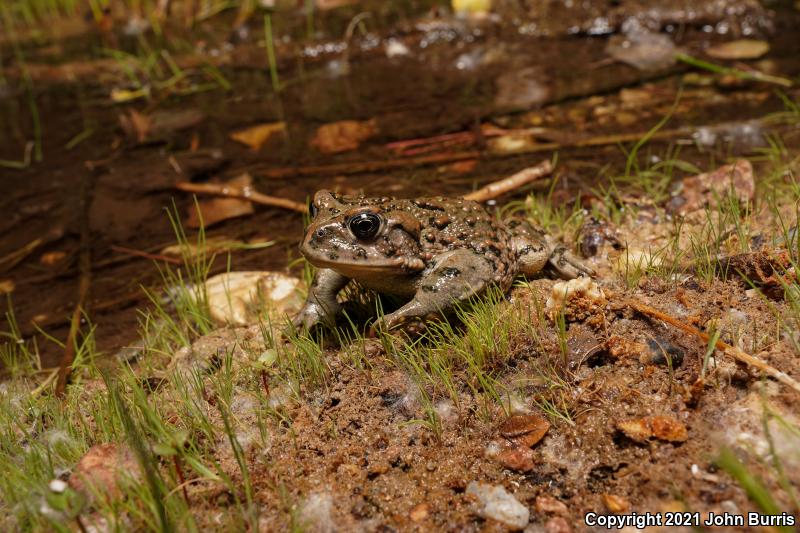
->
[349,213,380,239]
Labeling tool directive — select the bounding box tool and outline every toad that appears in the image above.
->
[293,190,592,330]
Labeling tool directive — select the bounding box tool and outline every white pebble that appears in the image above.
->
[466,481,530,530]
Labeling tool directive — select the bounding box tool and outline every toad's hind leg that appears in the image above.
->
[546,238,594,279]
[381,249,494,329]
[509,220,594,279]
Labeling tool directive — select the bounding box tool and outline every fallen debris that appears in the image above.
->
[602,493,632,513]
[466,481,530,530]
[496,446,536,472]
[174,181,307,213]
[498,413,550,442]
[310,119,378,154]
[463,160,553,202]
[186,174,255,228]
[119,108,205,144]
[616,415,688,443]
[203,271,303,326]
[706,39,770,60]
[545,277,606,321]
[627,299,800,394]
[229,122,286,150]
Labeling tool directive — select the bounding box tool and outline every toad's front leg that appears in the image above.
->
[293,268,350,330]
[380,249,494,330]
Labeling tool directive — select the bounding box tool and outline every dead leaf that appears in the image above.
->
[230,122,286,150]
[68,443,141,503]
[310,119,378,154]
[498,415,550,444]
[187,174,254,228]
[648,415,689,442]
[202,271,304,325]
[616,415,688,443]
[616,418,653,443]
[0,280,14,295]
[706,39,769,60]
[120,108,205,143]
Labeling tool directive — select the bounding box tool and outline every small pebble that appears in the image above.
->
[497,446,536,472]
[409,503,429,522]
[535,495,569,515]
[466,481,530,530]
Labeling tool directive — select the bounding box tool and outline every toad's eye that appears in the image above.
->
[348,213,381,240]
[308,201,319,218]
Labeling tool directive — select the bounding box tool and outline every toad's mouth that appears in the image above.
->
[304,253,426,274]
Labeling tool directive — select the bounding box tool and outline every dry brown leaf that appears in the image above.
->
[187,174,254,228]
[310,119,378,154]
[230,122,286,150]
[616,418,653,443]
[617,415,688,443]
[120,108,205,143]
[706,39,769,60]
[498,413,550,448]
[648,415,689,442]
[119,109,150,142]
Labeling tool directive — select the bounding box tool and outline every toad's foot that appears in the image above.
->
[547,241,595,279]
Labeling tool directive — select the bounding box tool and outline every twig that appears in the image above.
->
[30,368,59,398]
[463,160,553,202]
[627,299,800,394]
[0,237,44,273]
[246,126,700,180]
[254,150,481,180]
[174,181,307,213]
[55,173,95,397]
[110,245,183,265]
